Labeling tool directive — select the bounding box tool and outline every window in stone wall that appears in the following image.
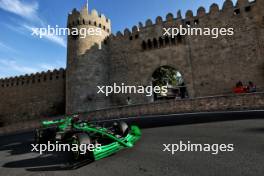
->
[234,9,240,15]
[71,33,79,40]
[171,37,176,45]
[147,39,152,49]
[159,37,164,47]
[153,38,158,48]
[177,35,182,43]
[245,6,251,12]
[165,36,170,45]
[194,19,199,25]
[142,41,147,50]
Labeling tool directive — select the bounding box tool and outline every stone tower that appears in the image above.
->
[66,2,111,114]
[66,2,111,67]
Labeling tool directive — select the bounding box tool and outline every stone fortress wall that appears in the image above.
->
[0,69,65,124]
[67,0,264,113]
[0,0,264,124]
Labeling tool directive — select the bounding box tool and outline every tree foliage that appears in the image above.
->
[152,66,183,87]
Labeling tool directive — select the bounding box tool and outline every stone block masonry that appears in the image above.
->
[1,0,264,125]
[67,0,264,113]
[86,92,264,121]
[0,69,65,124]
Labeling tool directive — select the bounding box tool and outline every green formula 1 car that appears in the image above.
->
[35,115,141,161]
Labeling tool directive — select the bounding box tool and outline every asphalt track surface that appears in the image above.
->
[0,110,264,176]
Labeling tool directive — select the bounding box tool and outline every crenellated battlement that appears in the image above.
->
[67,4,111,34]
[109,0,257,41]
[0,68,65,89]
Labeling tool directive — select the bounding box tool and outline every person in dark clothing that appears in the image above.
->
[179,82,186,99]
[247,81,256,93]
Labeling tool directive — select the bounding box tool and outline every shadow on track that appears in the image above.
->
[0,132,35,156]
[1,110,264,171]
[242,127,264,133]
[102,110,264,129]
[0,130,94,171]
[3,151,94,171]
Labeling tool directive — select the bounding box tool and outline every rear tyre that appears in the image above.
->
[35,127,57,144]
[71,133,94,161]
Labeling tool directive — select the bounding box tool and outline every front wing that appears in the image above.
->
[93,126,141,160]
[73,124,141,160]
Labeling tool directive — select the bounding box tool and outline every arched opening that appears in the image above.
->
[152,66,188,101]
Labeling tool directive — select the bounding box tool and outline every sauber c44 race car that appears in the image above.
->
[35,115,141,161]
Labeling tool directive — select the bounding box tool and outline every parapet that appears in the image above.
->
[109,0,257,41]
[0,68,65,89]
[67,4,111,34]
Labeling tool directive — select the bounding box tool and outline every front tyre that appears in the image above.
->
[71,133,94,161]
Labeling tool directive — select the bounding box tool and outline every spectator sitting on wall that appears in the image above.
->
[174,89,181,100]
[247,81,257,93]
[126,97,132,105]
[233,81,247,94]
